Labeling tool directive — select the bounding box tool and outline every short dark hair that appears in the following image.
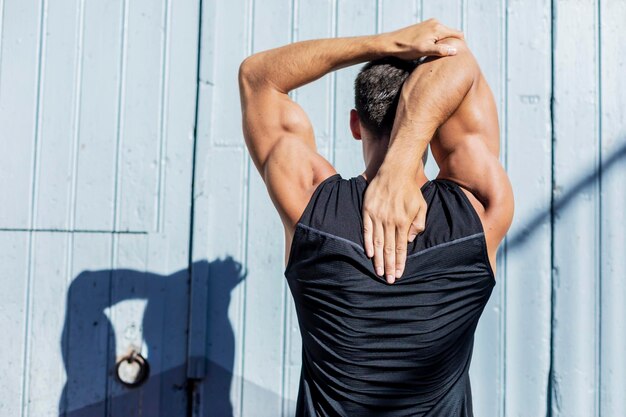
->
[354,57,420,137]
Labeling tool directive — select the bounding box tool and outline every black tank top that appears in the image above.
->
[284,173,496,417]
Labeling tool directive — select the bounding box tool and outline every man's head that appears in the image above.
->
[353,57,418,137]
[350,57,428,168]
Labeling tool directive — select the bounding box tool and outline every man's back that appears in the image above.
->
[286,173,495,417]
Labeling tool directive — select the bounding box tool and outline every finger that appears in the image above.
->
[363,213,374,258]
[416,203,427,235]
[383,223,396,284]
[419,41,457,57]
[395,224,409,279]
[408,205,427,242]
[434,42,458,56]
[373,220,385,277]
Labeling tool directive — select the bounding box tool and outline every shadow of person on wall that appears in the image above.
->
[58,257,246,417]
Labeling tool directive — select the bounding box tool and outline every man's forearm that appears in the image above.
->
[239,20,463,95]
[239,35,389,94]
[378,37,477,177]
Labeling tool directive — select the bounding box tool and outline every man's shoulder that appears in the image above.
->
[264,140,337,231]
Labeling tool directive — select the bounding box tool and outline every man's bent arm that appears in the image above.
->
[362,37,477,282]
[384,36,512,239]
[239,19,462,94]
[239,20,464,176]
[363,37,513,281]
[239,35,386,177]
[380,37,478,179]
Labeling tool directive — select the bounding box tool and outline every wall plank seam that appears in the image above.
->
[21,0,47,415]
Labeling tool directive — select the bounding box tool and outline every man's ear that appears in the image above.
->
[349,109,362,140]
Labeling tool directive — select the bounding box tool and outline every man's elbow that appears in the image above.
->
[440,37,480,80]
[238,56,257,92]
[239,53,278,95]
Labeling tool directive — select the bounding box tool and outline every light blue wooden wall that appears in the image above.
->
[0,0,200,416]
[1,0,624,416]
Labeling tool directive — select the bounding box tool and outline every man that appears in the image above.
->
[239,19,513,417]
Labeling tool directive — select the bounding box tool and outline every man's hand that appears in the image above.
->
[384,18,464,60]
[363,169,427,283]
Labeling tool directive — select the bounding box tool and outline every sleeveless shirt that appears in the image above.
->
[284,173,496,417]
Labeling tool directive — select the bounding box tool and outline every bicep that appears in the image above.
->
[436,139,514,252]
[239,79,317,175]
[239,78,335,229]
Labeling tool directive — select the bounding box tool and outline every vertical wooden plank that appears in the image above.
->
[190,0,251,415]
[187,0,218,382]
[380,0,420,31]
[116,0,165,232]
[190,1,247,399]
[333,0,377,174]
[211,0,249,146]
[143,0,200,413]
[422,0,462,30]
[0,1,46,416]
[0,233,29,416]
[552,0,600,416]
[0,0,40,228]
[193,0,259,414]
[150,0,199,274]
[27,233,70,417]
[295,0,334,154]
[504,0,553,416]
[35,0,81,230]
[464,0,505,416]
[192,147,247,417]
[107,235,151,417]
[63,234,112,416]
[599,1,626,415]
[241,0,293,415]
[281,295,301,417]
[73,0,123,230]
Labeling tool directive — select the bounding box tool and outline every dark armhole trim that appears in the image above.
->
[284,173,341,275]
[439,178,497,284]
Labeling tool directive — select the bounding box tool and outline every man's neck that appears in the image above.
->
[360,164,429,187]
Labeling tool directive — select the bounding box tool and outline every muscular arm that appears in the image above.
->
[238,20,464,236]
[239,35,385,175]
[394,37,513,261]
[239,36,386,233]
[369,37,513,276]
[382,40,478,178]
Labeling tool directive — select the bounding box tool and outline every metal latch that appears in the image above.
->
[115,349,150,387]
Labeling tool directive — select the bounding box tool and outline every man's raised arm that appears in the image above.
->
[238,19,464,178]
[363,36,513,282]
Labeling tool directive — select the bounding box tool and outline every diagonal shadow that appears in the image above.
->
[506,141,626,251]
